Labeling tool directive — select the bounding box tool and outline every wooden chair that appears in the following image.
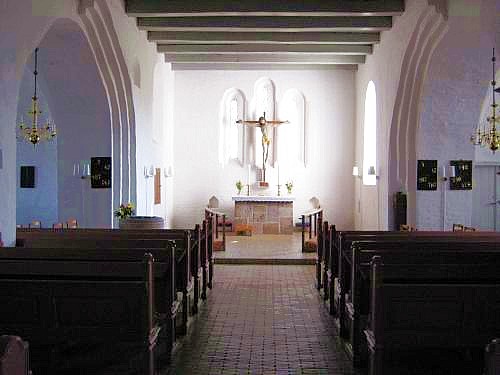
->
[52,223,64,229]
[28,220,41,229]
[452,223,464,232]
[66,218,78,229]
[464,226,476,232]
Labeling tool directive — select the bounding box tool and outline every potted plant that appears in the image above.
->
[236,180,243,195]
[285,181,293,194]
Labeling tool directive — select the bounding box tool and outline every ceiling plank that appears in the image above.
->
[157,44,372,55]
[148,31,380,45]
[137,16,392,32]
[163,54,365,65]
[171,63,358,71]
[126,0,404,17]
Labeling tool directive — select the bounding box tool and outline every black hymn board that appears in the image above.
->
[20,166,35,188]
[90,157,112,189]
[417,160,437,190]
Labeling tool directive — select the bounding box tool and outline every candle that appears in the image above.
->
[277,162,280,185]
[247,164,251,184]
[73,163,76,176]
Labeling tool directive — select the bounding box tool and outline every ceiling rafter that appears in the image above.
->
[148,31,381,45]
[126,0,404,17]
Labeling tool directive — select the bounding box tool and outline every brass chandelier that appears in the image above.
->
[470,48,500,152]
[17,48,56,146]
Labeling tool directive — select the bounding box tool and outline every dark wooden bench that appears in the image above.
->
[0,335,31,375]
[484,338,500,375]
[17,225,212,308]
[0,250,169,374]
[329,231,500,317]
[16,231,198,336]
[343,240,500,365]
[365,254,500,375]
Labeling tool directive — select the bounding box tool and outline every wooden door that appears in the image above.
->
[472,165,500,231]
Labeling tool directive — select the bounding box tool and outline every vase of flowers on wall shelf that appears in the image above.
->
[236,180,243,195]
[285,181,293,194]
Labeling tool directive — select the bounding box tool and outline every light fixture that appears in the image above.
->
[368,165,377,176]
[441,165,456,181]
[470,48,500,152]
[17,48,56,147]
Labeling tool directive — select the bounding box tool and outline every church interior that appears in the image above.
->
[1,0,500,374]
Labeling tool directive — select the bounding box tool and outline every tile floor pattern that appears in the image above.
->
[166,265,356,375]
[214,233,315,262]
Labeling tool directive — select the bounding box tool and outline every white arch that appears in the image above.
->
[250,77,276,167]
[219,88,246,166]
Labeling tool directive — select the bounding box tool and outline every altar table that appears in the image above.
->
[232,196,294,235]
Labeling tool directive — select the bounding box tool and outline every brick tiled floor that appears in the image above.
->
[214,233,315,263]
[166,265,356,375]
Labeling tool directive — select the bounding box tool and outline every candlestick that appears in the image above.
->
[277,162,280,186]
[247,164,251,185]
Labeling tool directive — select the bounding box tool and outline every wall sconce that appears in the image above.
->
[352,166,361,178]
[144,165,154,178]
[73,162,91,179]
[441,165,456,181]
[368,165,379,178]
[164,165,173,178]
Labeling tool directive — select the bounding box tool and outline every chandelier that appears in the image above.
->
[470,48,500,152]
[17,48,56,146]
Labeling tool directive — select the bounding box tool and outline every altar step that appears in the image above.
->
[214,257,314,265]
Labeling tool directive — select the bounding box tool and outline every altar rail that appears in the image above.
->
[300,208,323,253]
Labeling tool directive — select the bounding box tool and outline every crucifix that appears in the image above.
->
[236,112,289,188]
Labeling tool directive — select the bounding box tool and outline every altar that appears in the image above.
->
[232,195,294,235]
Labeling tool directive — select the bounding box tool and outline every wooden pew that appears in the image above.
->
[17,227,207,306]
[0,335,31,375]
[484,338,500,375]
[364,254,500,375]
[0,250,168,375]
[16,233,196,336]
[344,240,500,365]
[330,231,500,317]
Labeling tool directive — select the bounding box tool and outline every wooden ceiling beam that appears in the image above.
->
[163,54,365,65]
[148,31,380,45]
[137,16,392,32]
[126,0,404,17]
[157,44,372,55]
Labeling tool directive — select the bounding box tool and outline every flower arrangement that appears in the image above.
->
[114,203,134,220]
[236,180,244,194]
[285,181,293,194]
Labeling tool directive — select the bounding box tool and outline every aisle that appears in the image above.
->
[167,265,355,375]
[214,233,315,263]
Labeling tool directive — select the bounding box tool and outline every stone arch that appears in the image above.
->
[78,0,138,223]
[16,18,112,228]
[388,2,449,227]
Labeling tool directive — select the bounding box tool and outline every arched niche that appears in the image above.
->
[16,18,112,228]
[219,88,246,167]
[250,77,276,168]
[278,89,306,169]
[363,81,377,186]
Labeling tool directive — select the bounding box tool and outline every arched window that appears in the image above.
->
[363,81,377,186]
[219,88,245,166]
[251,77,276,168]
[278,89,306,167]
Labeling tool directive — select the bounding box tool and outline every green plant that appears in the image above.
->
[285,181,293,194]
[236,180,243,193]
[114,203,134,220]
